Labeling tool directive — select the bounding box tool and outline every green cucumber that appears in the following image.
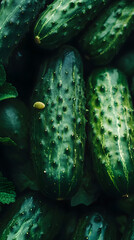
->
[34,0,111,50]
[79,0,134,65]
[0,0,46,64]
[0,191,65,240]
[72,208,117,240]
[30,46,86,200]
[87,68,134,197]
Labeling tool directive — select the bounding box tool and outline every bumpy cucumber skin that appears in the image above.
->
[79,0,134,65]
[30,46,86,200]
[0,0,46,64]
[87,68,134,197]
[34,0,111,50]
[0,192,65,240]
[72,210,117,240]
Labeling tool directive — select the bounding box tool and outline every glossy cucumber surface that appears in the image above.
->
[79,0,134,65]
[34,0,111,50]
[87,68,134,197]
[30,46,86,200]
[72,209,117,240]
[0,0,46,64]
[0,191,65,240]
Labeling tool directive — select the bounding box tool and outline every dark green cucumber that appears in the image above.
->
[0,0,46,64]
[0,191,65,240]
[79,0,134,65]
[34,0,111,50]
[87,68,134,197]
[0,98,29,165]
[30,46,86,200]
[72,208,117,240]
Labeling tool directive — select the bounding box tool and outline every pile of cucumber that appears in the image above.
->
[0,0,134,239]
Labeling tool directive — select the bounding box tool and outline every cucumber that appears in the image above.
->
[30,46,86,200]
[34,0,111,50]
[72,208,117,240]
[87,68,134,197]
[0,191,65,240]
[0,0,46,64]
[79,0,134,65]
